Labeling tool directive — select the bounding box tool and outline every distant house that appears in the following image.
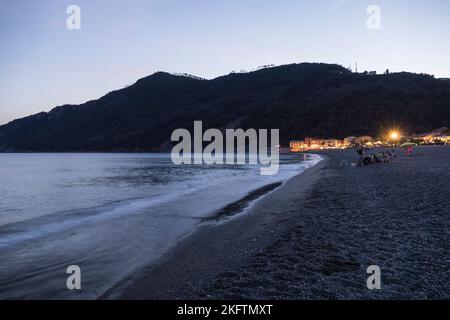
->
[290,137,347,152]
[344,136,357,145]
[411,127,450,144]
[354,136,374,146]
[289,141,305,152]
[290,138,324,152]
[368,71,377,75]
[323,139,344,149]
[304,137,325,150]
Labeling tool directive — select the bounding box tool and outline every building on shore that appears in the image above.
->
[410,127,450,144]
[354,136,374,146]
[289,127,449,153]
[290,137,349,152]
[344,136,357,145]
[323,139,346,149]
[289,141,306,152]
[304,137,326,150]
[289,135,375,152]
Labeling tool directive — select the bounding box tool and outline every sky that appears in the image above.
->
[1,0,450,125]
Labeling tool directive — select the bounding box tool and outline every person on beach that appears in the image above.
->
[357,147,364,166]
[385,152,390,163]
[406,146,413,156]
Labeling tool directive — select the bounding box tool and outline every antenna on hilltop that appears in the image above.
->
[355,62,358,73]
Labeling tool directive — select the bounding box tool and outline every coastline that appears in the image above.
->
[101,155,328,299]
[103,146,450,299]
[0,153,320,299]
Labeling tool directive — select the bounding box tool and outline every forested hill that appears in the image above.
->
[1,63,449,151]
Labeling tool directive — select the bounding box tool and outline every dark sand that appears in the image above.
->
[104,146,450,299]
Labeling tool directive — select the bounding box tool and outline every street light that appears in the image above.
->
[390,131,399,140]
[389,130,401,145]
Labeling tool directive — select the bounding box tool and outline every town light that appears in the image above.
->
[389,130,400,141]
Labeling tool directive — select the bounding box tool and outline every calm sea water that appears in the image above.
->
[0,153,321,299]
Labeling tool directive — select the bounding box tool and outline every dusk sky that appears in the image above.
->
[1,0,450,125]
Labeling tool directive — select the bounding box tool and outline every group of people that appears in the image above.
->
[356,148,396,167]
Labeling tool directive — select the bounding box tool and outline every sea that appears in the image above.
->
[0,153,322,299]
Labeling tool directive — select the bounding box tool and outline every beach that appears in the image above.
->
[104,145,450,300]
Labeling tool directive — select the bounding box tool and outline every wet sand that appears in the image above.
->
[104,145,450,299]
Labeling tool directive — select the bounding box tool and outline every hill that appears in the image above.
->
[1,63,449,151]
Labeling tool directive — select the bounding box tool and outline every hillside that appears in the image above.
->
[1,63,450,151]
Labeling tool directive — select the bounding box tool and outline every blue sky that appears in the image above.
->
[1,0,450,125]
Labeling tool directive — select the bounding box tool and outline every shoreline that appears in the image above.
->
[103,145,450,299]
[0,153,320,299]
[101,155,328,299]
